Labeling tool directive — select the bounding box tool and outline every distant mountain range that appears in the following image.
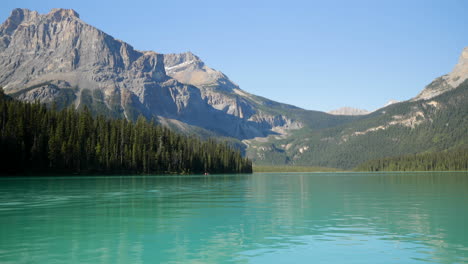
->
[328,107,369,116]
[1,8,466,169]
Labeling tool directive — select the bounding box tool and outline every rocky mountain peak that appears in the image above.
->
[48,8,80,20]
[180,51,200,62]
[163,52,238,91]
[0,7,169,90]
[0,8,306,140]
[0,8,38,35]
[3,8,79,30]
[164,52,204,72]
[8,8,38,21]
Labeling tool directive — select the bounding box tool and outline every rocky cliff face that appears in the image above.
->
[0,8,304,139]
[163,52,306,130]
[164,52,255,119]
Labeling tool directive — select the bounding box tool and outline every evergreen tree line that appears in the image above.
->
[355,147,468,172]
[0,88,252,175]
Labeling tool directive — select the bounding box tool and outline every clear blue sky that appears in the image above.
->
[2,0,468,112]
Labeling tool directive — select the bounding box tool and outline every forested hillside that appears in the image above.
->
[355,147,468,171]
[247,81,468,169]
[0,88,252,175]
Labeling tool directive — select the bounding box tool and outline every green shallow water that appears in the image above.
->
[0,172,467,263]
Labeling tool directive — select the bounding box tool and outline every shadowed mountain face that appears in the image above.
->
[0,8,355,140]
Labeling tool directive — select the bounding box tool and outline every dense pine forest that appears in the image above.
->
[355,147,468,172]
[0,88,252,175]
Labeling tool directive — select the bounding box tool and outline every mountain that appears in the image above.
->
[246,62,468,168]
[0,8,356,141]
[1,8,466,170]
[328,107,369,116]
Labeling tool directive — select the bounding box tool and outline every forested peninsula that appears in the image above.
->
[0,88,252,175]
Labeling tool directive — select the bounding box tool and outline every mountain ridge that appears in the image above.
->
[1,8,466,169]
[1,8,337,140]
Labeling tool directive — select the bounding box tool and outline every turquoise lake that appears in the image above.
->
[0,172,467,263]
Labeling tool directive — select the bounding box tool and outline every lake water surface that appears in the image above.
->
[0,172,467,263]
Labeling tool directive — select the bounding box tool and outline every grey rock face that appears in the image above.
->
[163,51,304,133]
[164,52,254,118]
[13,80,72,103]
[16,84,61,103]
[0,8,302,139]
